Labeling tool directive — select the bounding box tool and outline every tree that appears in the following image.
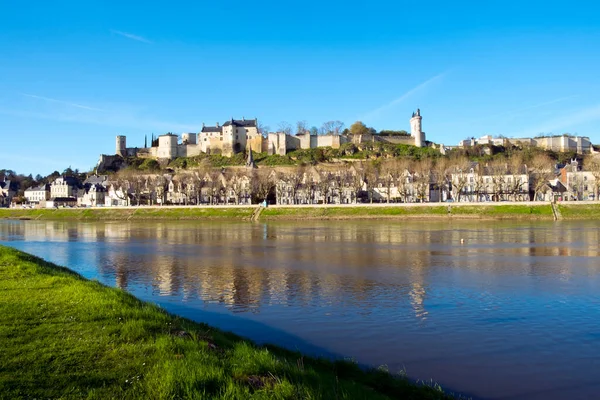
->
[364,161,380,203]
[507,154,526,201]
[296,120,308,135]
[257,122,270,138]
[488,160,508,202]
[277,121,292,136]
[320,120,345,135]
[414,159,432,202]
[349,121,370,136]
[584,156,600,201]
[251,169,275,203]
[310,126,319,136]
[449,156,470,202]
[432,158,449,202]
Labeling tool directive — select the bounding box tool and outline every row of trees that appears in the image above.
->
[107,151,600,206]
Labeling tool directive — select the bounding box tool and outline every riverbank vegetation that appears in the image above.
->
[0,207,255,221]
[0,245,455,399]
[0,202,583,221]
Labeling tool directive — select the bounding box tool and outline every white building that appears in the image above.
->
[50,176,79,199]
[24,184,50,205]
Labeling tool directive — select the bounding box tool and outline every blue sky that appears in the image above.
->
[1,0,599,175]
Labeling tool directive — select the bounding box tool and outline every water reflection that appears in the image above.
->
[2,219,600,400]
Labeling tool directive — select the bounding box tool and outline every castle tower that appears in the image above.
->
[410,109,424,148]
[116,135,126,156]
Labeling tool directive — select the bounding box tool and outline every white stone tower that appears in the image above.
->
[116,135,126,156]
[410,109,424,148]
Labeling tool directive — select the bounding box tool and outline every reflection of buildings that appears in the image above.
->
[3,220,600,320]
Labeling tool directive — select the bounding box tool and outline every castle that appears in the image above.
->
[108,111,427,162]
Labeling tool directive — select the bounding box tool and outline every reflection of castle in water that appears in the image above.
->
[5,220,600,319]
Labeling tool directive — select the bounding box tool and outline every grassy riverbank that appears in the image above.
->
[0,207,254,221]
[557,204,600,220]
[260,204,555,220]
[3,203,600,221]
[0,245,454,399]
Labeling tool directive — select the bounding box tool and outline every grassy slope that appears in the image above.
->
[557,204,600,219]
[261,206,448,220]
[449,204,554,218]
[0,208,254,221]
[3,203,590,221]
[0,245,453,400]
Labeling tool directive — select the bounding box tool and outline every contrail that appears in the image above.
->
[20,93,104,111]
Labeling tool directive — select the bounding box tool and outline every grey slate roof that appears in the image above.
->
[25,184,50,192]
[223,118,257,128]
[201,126,222,133]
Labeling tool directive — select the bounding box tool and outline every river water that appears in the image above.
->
[1,219,599,400]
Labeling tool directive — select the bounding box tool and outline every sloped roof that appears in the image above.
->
[201,126,222,133]
[223,118,257,128]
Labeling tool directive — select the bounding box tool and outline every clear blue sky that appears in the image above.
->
[1,1,599,175]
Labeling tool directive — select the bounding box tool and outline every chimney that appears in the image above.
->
[242,116,245,121]
[202,123,205,128]
[216,122,220,128]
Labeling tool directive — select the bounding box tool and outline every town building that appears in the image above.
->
[450,162,530,202]
[459,134,592,154]
[0,178,17,207]
[560,159,596,201]
[24,184,50,205]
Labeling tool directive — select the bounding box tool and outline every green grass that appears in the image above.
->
[557,203,600,219]
[449,204,553,218]
[0,208,255,221]
[0,245,455,399]
[261,206,449,220]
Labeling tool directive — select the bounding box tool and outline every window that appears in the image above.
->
[220,138,223,141]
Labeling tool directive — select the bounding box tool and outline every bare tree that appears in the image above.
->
[529,153,554,200]
[449,156,470,202]
[207,169,224,205]
[258,122,270,138]
[320,120,345,135]
[507,154,526,201]
[584,156,600,201]
[349,162,366,203]
[414,159,433,202]
[364,161,379,203]
[277,121,292,136]
[251,169,275,204]
[316,168,332,204]
[296,120,308,135]
[488,160,508,202]
[226,169,249,205]
[432,158,449,202]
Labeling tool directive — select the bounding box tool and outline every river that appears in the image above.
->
[1,219,599,400]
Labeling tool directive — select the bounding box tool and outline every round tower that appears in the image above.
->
[410,109,423,148]
[116,135,126,156]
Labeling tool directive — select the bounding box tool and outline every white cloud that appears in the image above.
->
[360,72,446,122]
[110,29,152,44]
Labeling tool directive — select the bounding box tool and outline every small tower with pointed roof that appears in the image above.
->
[246,144,257,169]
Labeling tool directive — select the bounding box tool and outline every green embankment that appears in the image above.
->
[448,204,554,218]
[261,206,448,220]
[0,207,254,221]
[3,203,600,221]
[557,204,600,220]
[0,245,453,399]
